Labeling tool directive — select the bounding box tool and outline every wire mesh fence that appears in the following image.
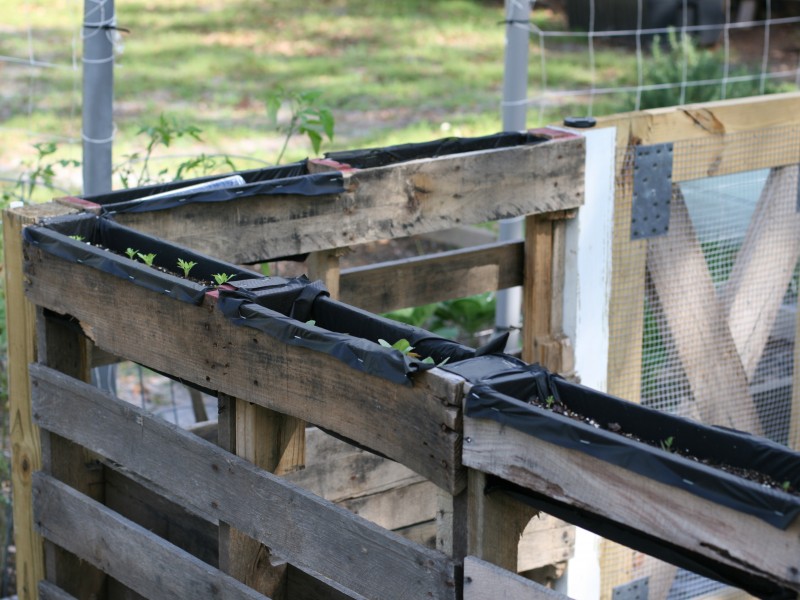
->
[523,0,800,124]
[602,123,800,599]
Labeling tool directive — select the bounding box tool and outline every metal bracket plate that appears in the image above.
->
[631,143,673,240]
[613,576,650,600]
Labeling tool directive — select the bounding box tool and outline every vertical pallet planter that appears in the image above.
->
[463,365,800,597]
[10,130,589,599]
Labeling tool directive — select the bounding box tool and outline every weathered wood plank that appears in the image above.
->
[721,166,800,380]
[111,136,585,263]
[24,246,465,493]
[467,470,540,573]
[339,241,524,314]
[103,467,219,567]
[286,565,368,600]
[595,93,800,182]
[338,479,437,532]
[522,216,553,365]
[37,581,78,600]
[36,310,107,599]
[522,214,573,373]
[4,204,76,600]
[286,428,427,503]
[30,364,458,599]
[463,414,800,592]
[517,515,575,573]
[463,556,567,600]
[33,473,265,600]
[646,191,761,434]
[219,394,302,598]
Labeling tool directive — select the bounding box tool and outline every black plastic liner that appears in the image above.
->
[23,213,263,304]
[99,171,344,216]
[485,476,795,600]
[74,160,315,206]
[466,364,800,529]
[218,276,517,386]
[217,295,437,386]
[324,131,551,169]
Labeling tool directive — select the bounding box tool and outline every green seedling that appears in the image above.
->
[378,338,416,356]
[212,272,236,286]
[306,319,316,326]
[782,480,792,492]
[544,395,555,408]
[177,258,197,278]
[379,338,449,366]
[68,235,85,242]
[125,248,139,260]
[421,356,450,367]
[137,252,157,267]
[660,436,675,452]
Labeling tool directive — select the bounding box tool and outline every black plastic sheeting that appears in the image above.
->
[466,364,800,529]
[74,160,314,206]
[324,131,551,169]
[484,477,795,600]
[218,275,516,386]
[99,171,344,215]
[23,213,263,304]
[27,212,522,386]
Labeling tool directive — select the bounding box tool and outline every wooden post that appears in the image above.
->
[466,471,538,573]
[216,247,344,597]
[218,394,303,599]
[36,309,107,598]
[522,213,574,372]
[4,204,75,600]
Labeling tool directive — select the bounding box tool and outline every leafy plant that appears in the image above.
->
[2,142,79,205]
[125,248,139,260]
[266,88,335,164]
[640,29,792,110]
[115,113,204,188]
[378,338,448,366]
[137,252,157,267]
[660,436,675,452]
[177,258,197,278]
[212,272,236,286]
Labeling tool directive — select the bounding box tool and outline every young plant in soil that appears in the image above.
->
[527,392,798,496]
[378,338,449,366]
[177,258,197,278]
[212,272,236,286]
[125,247,139,260]
[137,252,157,267]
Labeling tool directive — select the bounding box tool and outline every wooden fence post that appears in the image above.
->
[36,309,106,597]
[4,204,76,600]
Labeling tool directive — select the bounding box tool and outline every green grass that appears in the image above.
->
[3,0,795,192]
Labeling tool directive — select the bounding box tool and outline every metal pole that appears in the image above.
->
[82,0,115,195]
[496,0,530,350]
[83,0,117,393]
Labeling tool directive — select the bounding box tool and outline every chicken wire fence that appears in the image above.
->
[598,125,800,600]
[520,0,800,124]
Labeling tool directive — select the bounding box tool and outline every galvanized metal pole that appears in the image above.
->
[83,0,116,392]
[82,0,115,195]
[496,0,530,350]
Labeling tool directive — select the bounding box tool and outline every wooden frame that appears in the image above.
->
[7,133,584,599]
[7,94,799,599]
[593,91,800,599]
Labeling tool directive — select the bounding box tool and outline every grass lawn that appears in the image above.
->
[1,0,796,197]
